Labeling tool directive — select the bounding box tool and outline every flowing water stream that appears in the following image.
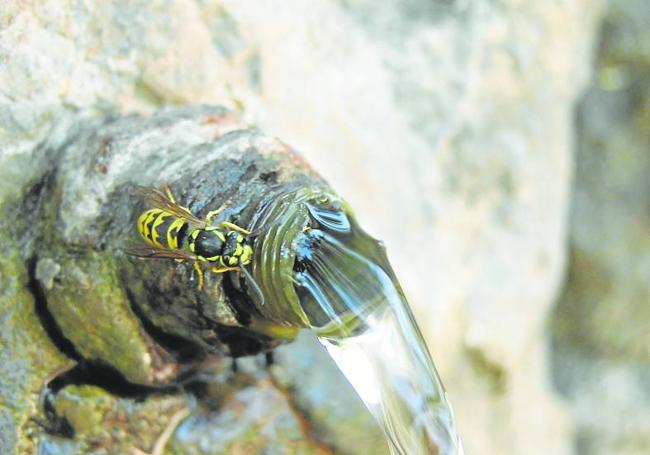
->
[289,199,464,454]
[320,304,463,455]
[251,189,463,453]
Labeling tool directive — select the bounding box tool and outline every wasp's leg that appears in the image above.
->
[219,221,251,235]
[163,185,177,204]
[205,200,232,223]
[193,261,205,290]
[211,265,240,274]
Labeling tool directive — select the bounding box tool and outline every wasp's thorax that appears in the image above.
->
[189,228,252,267]
[190,228,225,258]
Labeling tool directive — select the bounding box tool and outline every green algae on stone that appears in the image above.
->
[0,247,75,455]
[38,253,181,386]
[43,384,189,455]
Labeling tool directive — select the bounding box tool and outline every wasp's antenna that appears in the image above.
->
[240,266,265,306]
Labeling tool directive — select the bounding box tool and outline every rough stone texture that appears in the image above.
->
[0,1,611,454]
[271,332,387,455]
[16,108,386,455]
[42,385,189,455]
[168,339,387,455]
[552,0,650,453]
[0,247,75,455]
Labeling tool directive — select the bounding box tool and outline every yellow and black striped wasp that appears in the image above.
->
[128,185,262,301]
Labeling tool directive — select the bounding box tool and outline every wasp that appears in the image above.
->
[128,185,262,300]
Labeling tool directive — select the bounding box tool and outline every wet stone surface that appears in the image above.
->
[0,107,386,454]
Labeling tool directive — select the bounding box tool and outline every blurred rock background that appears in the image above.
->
[0,0,647,454]
[552,0,650,454]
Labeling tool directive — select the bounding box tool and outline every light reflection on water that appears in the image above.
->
[319,302,463,455]
[291,200,464,454]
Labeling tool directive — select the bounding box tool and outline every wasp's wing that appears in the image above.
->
[125,243,198,261]
[134,185,206,229]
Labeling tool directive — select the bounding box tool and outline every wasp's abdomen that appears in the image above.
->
[137,209,187,249]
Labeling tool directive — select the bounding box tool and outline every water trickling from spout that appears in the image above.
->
[320,304,463,455]
[290,200,464,455]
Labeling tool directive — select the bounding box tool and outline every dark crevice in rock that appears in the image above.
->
[20,168,59,257]
[29,258,183,403]
[45,362,177,399]
[38,361,187,438]
[124,286,206,365]
[37,391,75,439]
[222,272,256,326]
[22,175,50,216]
[213,323,270,358]
[27,256,81,362]
[259,171,278,183]
[265,350,274,366]
[217,272,287,357]
[38,362,182,439]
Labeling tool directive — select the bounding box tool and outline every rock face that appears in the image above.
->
[552,0,650,453]
[2,107,388,455]
[0,1,613,454]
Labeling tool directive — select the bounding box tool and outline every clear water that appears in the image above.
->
[290,199,464,455]
[320,303,463,455]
